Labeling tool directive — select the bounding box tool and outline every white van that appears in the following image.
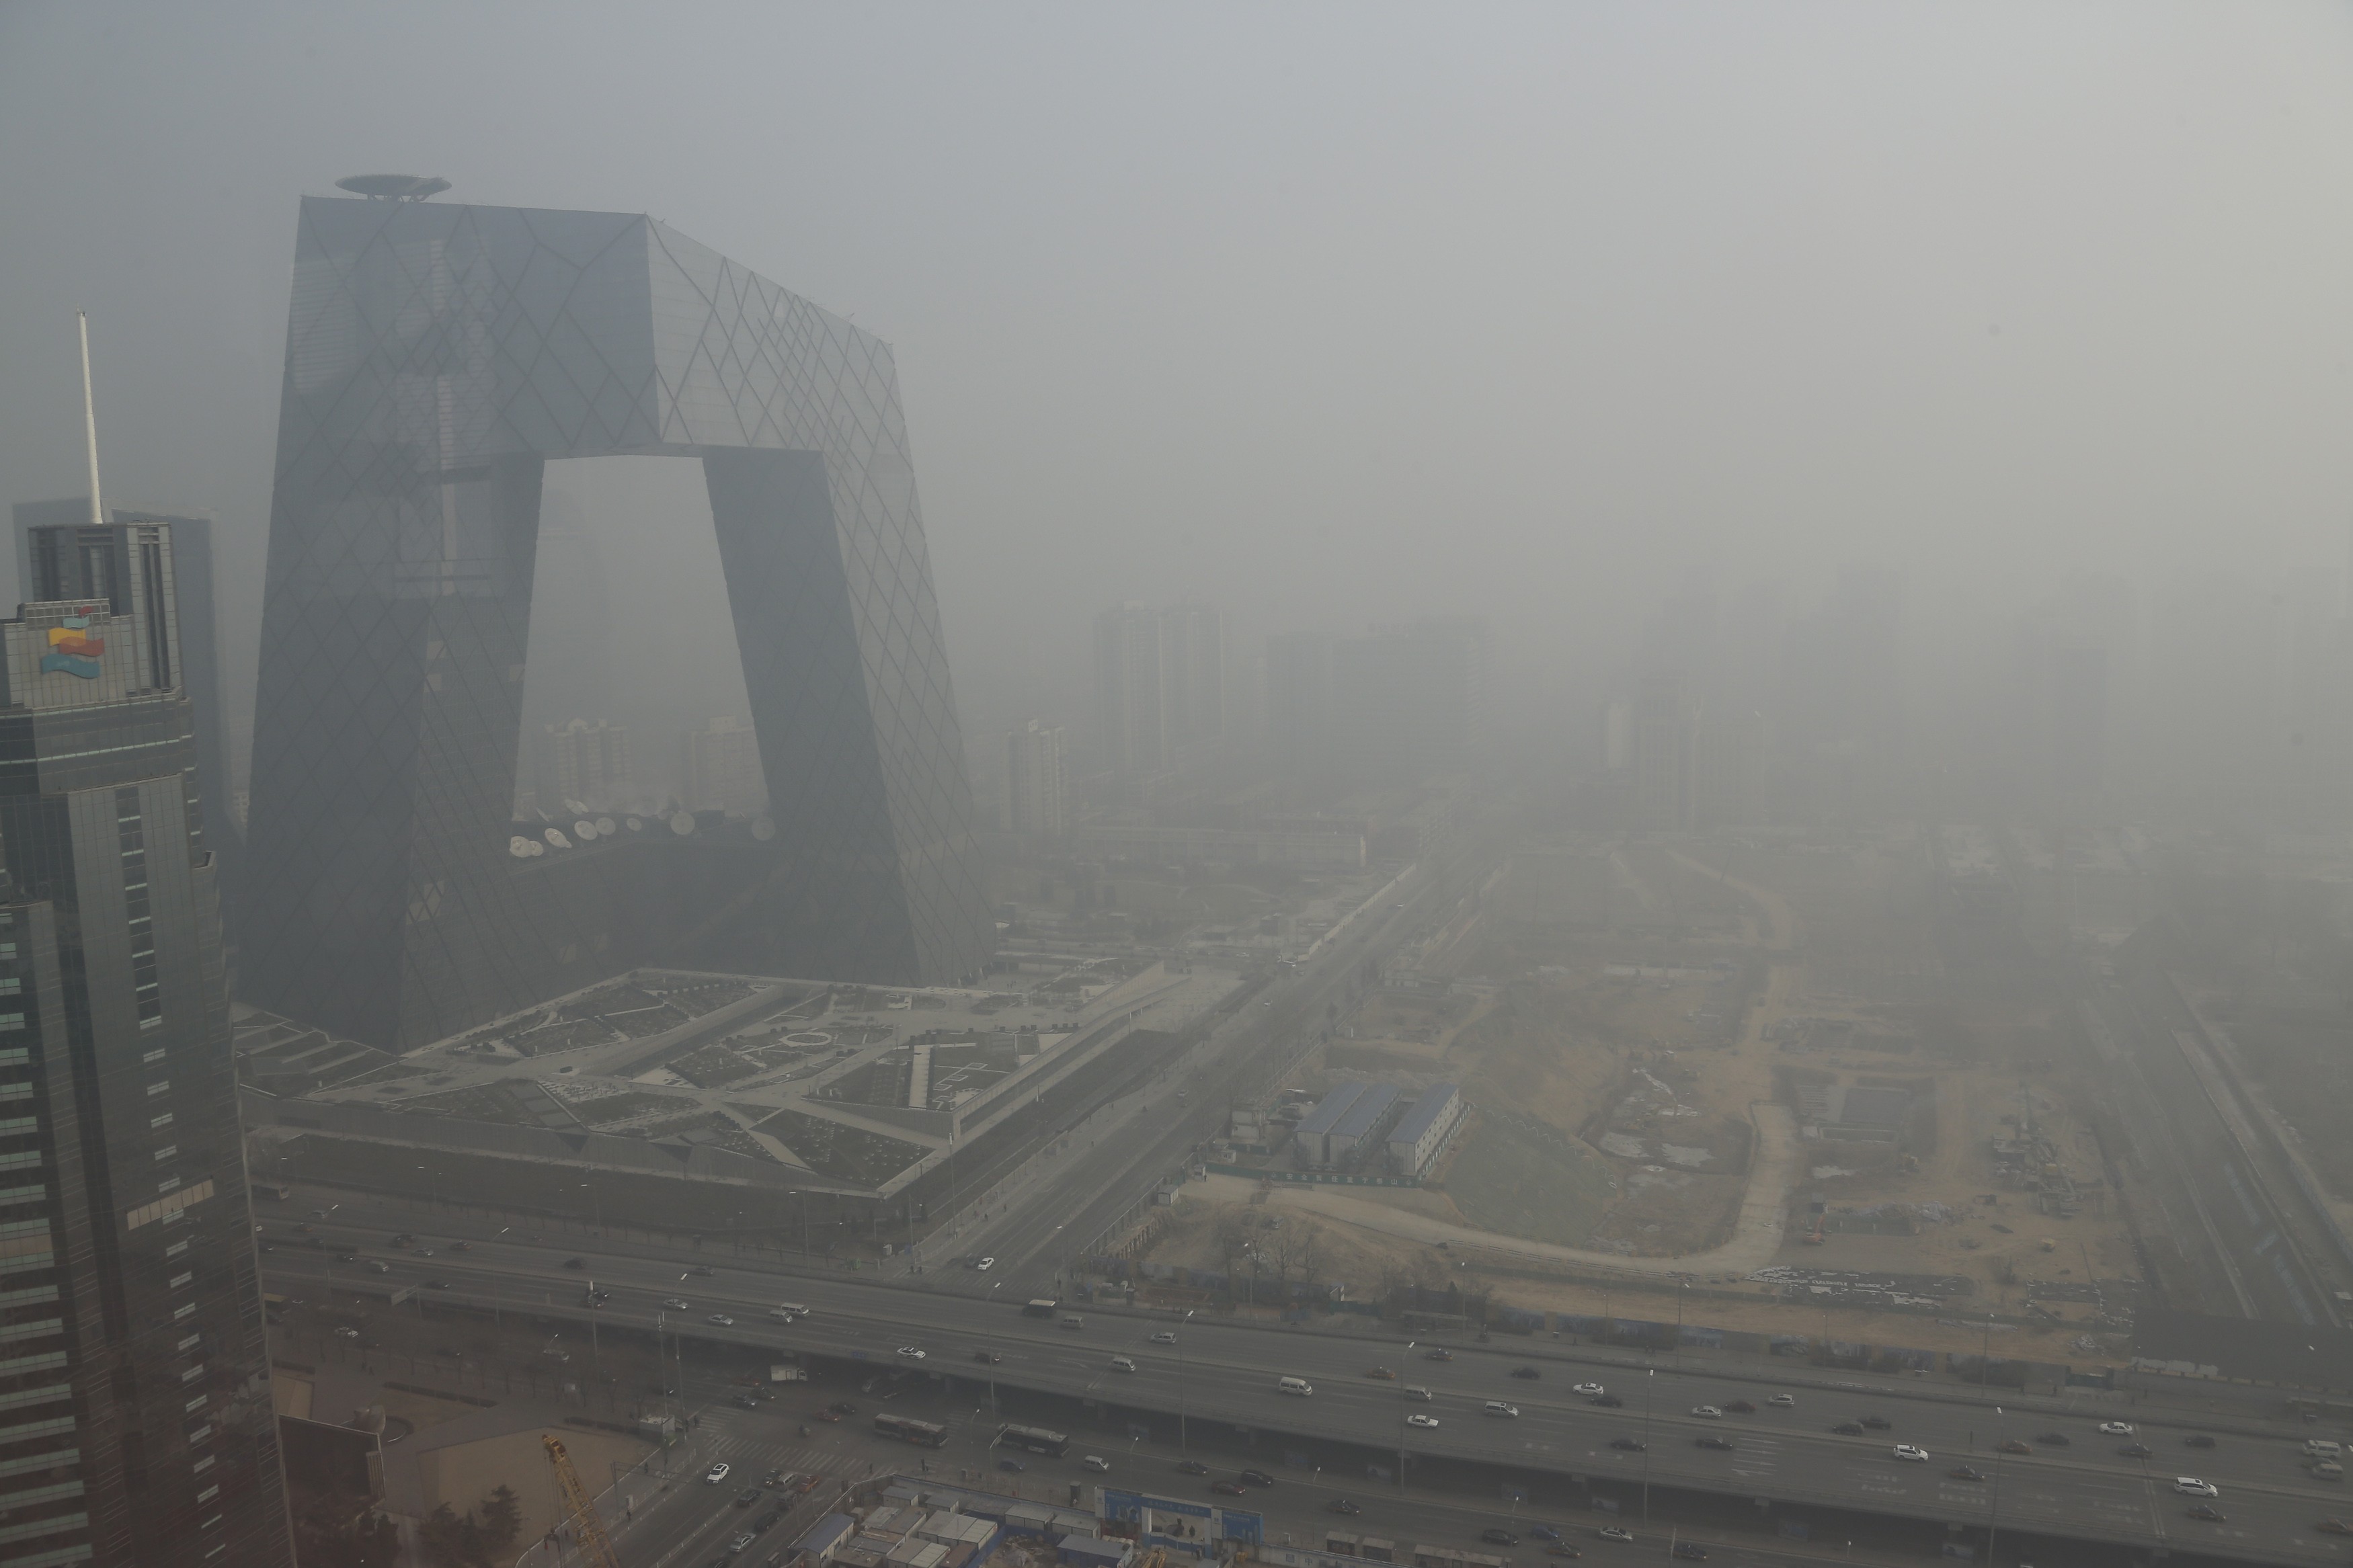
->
[1483,1401,1520,1419]
[768,1304,808,1321]
[1060,1313,1085,1331]
[1404,1386,1433,1402]
[2306,1439,2344,1458]
[1278,1376,1314,1397]
[2315,1460,2344,1481]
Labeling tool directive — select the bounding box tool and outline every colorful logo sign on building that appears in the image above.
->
[41,610,104,679]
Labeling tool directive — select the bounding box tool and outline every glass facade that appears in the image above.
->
[0,520,290,1568]
[240,197,996,1050]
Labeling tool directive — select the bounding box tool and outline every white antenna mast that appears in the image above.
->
[77,311,105,528]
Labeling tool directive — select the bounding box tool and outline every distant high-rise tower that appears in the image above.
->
[1330,617,1488,784]
[682,717,764,818]
[0,517,292,1567]
[1092,603,1166,778]
[1158,603,1226,753]
[543,717,631,809]
[1004,720,1069,837]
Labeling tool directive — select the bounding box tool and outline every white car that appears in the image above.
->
[2173,1477,2219,1497]
[895,1346,927,1360]
[1892,1445,1931,1462]
[1151,1331,1179,1345]
[705,1462,731,1485]
[1110,1356,1138,1373]
[1081,1456,1111,1473]
[707,1313,734,1327]
[976,1257,996,1272]
[1484,1402,1519,1419]
[2098,1421,2135,1436]
[1691,1405,1722,1419]
[1572,1382,1605,1397]
[1406,1413,1441,1429]
[1598,1526,1634,1544]
[662,1298,690,1311]
[1768,1394,1796,1407]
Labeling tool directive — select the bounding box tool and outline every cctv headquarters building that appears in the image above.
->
[241,193,997,1051]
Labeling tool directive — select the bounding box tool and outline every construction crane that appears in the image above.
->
[543,1434,623,1568]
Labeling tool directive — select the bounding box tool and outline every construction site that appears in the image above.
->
[1128,829,2146,1363]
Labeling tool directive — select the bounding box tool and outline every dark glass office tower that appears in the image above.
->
[0,518,289,1567]
[241,194,996,1050]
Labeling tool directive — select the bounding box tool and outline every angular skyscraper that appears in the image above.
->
[241,194,995,1049]
[0,518,290,1567]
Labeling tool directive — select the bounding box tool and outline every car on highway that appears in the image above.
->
[1329,1500,1361,1516]
[1425,1349,1454,1362]
[1404,1385,1433,1401]
[1480,1530,1518,1547]
[1690,1405,1722,1419]
[2119,1443,2153,1459]
[1724,1400,1755,1413]
[1544,1546,1582,1559]
[2036,1432,2071,1446]
[1892,1445,1930,1463]
[366,1261,390,1274]
[335,1253,358,1264]
[1597,1526,1634,1544]
[733,1487,760,1508]
[1211,1481,1247,1496]
[1530,1526,1560,1542]
[2184,1434,2217,1448]
[563,1257,585,1269]
[828,1401,856,1415]
[975,1257,995,1271]
[1511,1365,1541,1380]
[731,1394,760,1410]
[1082,1456,1112,1473]
[448,1240,469,1251]
[1831,1423,1866,1437]
[1950,1466,1984,1481]
[813,1409,840,1423]
[664,1298,691,1310]
[1995,1439,2032,1455]
[425,1279,450,1290]
[415,1247,434,1257]
[705,1462,731,1485]
[1239,1470,1275,1487]
[2317,1517,2353,1534]
[998,1457,1025,1473]
[688,1265,714,1276]
[2098,1421,2135,1436]
[1483,1402,1519,1419]
[1669,1546,1706,1562]
[972,1350,1002,1364]
[1860,1415,1892,1431]
[1695,1437,1734,1452]
[2187,1504,2227,1522]
[1110,1356,1138,1373]
[1406,1414,1440,1430]
[2173,1478,2219,1498]
[1152,1331,1179,1345]
[1571,1382,1605,1396]
[730,1532,757,1555]
[1609,1438,1645,1452]
[1176,1460,1211,1476]
[1365,1367,1396,1380]
[1768,1393,1796,1407]
[895,1346,926,1360]
[707,1314,735,1327]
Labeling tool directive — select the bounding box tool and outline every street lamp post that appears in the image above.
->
[1987,1405,2005,1566]
[1640,1366,1655,1524]
[986,1282,1004,1418]
[1398,1340,1416,1493]
[1177,1309,1196,1454]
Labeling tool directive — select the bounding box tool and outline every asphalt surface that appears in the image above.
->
[262,1228,2353,1567]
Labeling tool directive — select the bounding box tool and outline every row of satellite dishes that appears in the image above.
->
[510,813,777,858]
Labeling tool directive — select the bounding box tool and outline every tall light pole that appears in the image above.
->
[1397,1341,1416,1493]
[986,1282,1004,1419]
[1640,1366,1655,1524]
[1176,1309,1196,1454]
[1987,1405,2004,1567]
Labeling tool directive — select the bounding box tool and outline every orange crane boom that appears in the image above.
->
[543,1434,623,1568]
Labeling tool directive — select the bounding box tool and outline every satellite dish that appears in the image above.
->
[510,836,534,858]
[669,812,696,836]
[335,173,452,202]
[573,819,598,841]
[625,817,643,831]
[596,817,616,835]
[526,839,546,856]
[543,828,572,849]
[751,817,776,841]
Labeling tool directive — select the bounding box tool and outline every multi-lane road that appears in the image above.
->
[261,1214,2353,1567]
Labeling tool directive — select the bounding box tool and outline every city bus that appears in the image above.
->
[995,1423,1070,1458]
[871,1413,949,1448]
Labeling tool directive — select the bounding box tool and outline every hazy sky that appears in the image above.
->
[5,1,2353,759]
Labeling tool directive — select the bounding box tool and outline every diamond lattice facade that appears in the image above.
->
[241,196,994,1050]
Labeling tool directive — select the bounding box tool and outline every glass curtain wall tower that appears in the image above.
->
[241,195,996,1050]
[0,517,289,1568]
